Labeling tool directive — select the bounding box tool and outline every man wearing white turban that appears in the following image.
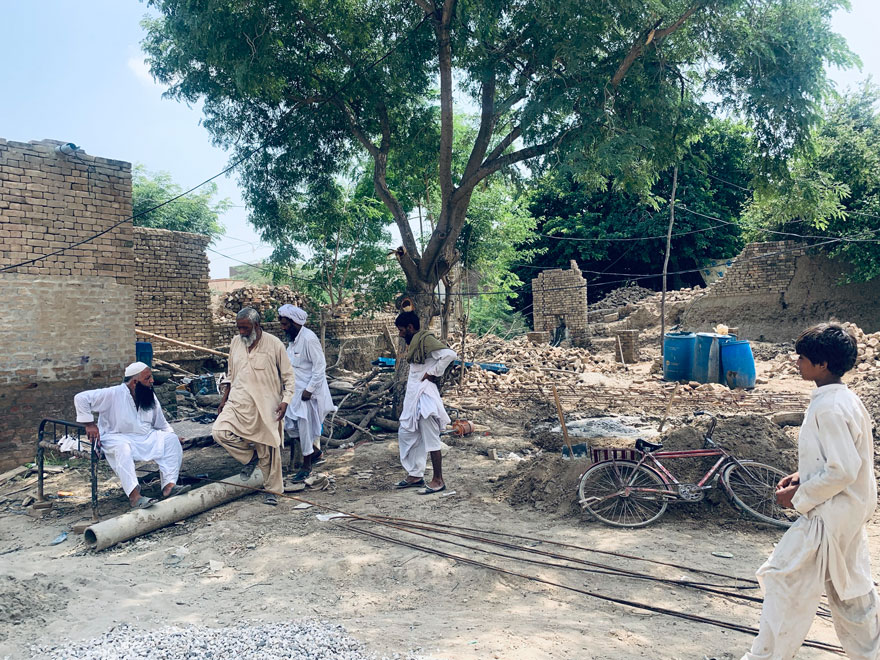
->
[74,362,188,509]
[278,304,337,482]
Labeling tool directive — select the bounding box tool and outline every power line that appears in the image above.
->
[0,15,429,274]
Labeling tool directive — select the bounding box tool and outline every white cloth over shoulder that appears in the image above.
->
[399,347,457,434]
[283,326,336,452]
[74,384,182,495]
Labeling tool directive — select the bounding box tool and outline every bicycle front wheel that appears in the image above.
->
[577,461,669,528]
[722,460,797,529]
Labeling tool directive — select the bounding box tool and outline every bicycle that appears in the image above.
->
[577,411,797,529]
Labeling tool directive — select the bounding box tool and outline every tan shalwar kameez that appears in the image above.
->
[212,332,295,494]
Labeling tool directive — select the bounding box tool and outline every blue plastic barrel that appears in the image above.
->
[135,341,153,368]
[693,333,737,383]
[721,340,757,389]
[663,332,696,382]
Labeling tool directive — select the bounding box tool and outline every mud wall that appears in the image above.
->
[682,242,880,341]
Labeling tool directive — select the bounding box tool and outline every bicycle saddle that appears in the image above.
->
[635,438,663,453]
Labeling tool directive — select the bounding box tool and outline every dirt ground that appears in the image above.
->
[2,396,878,660]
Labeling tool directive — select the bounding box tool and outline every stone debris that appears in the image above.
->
[29,620,402,660]
[216,285,305,319]
[589,284,655,312]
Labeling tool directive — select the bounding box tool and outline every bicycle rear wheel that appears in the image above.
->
[722,460,797,529]
[577,461,670,528]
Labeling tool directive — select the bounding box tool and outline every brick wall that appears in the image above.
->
[134,226,212,351]
[532,260,589,345]
[0,138,134,470]
[699,241,806,298]
[683,241,880,341]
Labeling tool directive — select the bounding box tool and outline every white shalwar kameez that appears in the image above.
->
[398,347,457,478]
[283,326,336,457]
[74,384,182,496]
[743,384,880,660]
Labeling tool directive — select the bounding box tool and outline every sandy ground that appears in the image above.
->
[3,395,877,660]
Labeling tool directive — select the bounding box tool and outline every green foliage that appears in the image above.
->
[744,83,880,281]
[457,180,539,331]
[518,119,752,302]
[255,176,404,315]
[142,0,851,303]
[132,165,229,239]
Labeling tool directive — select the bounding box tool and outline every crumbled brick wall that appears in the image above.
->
[134,227,212,351]
[0,138,134,469]
[699,241,806,298]
[683,241,880,341]
[532,260,589,345]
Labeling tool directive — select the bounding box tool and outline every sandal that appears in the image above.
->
[264,493,278,506]
[291,468,311,483]
[418,484,447,495]
[131,496,158,509]
[163,484,191,499]
[394,478,425,489]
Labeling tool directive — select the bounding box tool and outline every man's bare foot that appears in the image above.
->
[426,479,444,490]
[162,482,174,498]
[128,486,142,507]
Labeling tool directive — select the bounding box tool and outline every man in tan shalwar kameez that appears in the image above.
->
[213,307,296,505]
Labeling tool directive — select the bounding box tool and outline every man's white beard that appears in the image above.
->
[240,331,256,348]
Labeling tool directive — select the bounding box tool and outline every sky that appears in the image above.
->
[1,1,878,279]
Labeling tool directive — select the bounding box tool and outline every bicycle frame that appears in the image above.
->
[587,412,751,502]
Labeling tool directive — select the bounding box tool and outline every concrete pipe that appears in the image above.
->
[84,471,263,551]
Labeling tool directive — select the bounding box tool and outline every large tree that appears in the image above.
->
[143,0,852,323]
[744,83,880,282]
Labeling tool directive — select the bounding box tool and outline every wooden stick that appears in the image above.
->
[135,329,228,358]
[152,357,198,377]
[616,335,628,370]
[658,383,681,433]
[552,385,575,458]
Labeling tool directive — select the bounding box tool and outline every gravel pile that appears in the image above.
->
[29,620,401,660]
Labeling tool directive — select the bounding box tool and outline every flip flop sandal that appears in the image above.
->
[239,458,260,479]
[264,493,278,506]
[163,484,192,499]
[418,484,447,495]
[292,469,311,483]
[395,479,425,489]
[131,496,158,509]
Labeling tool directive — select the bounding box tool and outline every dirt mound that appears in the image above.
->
[496,455,587,516]
[663,415,797,472]
[499,414,796,523]
[0,574,70,640]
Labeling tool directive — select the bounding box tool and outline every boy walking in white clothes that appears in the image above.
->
[742,323,880,660]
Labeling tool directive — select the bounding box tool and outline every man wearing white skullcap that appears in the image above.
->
[74,361,188,509]
[278,304,336,482]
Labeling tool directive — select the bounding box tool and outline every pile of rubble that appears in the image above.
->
[217,285,305,319]
[763,322,880,380]
[590,284,655,312]
[843,322,880,377]
[449,333,621,396]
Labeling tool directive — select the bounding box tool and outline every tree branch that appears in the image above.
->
[464,137,556,193]
[461,71,497,182]
[610,2,704,88]
[435,0,456,203]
